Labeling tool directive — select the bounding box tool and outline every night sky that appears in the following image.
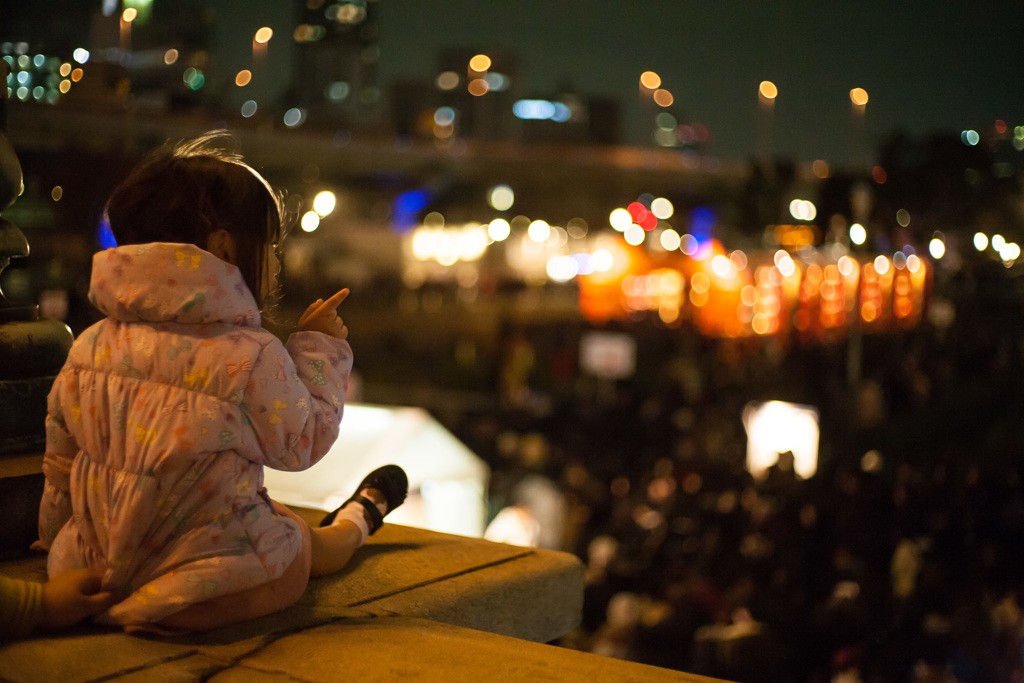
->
[375,0,1024,168]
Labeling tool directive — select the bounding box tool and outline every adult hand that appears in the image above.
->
[298,288,350,340]
[39,568,118,631]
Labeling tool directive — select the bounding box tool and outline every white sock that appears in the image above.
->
[332,503,369,545]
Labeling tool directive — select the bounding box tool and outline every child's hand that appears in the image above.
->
[298,288,350,340]
[39,568,118,631]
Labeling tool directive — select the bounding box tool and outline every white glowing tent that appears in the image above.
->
[742,400,820,481]
[262,404,489,538]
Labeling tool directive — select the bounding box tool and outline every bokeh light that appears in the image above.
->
[850,87,868,106]
[488,218,511,242]
[436,71,459,90]
[759,81,777,99]
[469,54,491,72]
[639,71,661,89]
[660,228,681,251]
[301,210,320,232]
[313,190,336,217]
[283,107,305,127]
[651,197,674,219]
[653,89,674,107]
[528,219,551,243]
[849,223,867,245]
[488,184,514,211]
[789,199,817,221]
[624,224,645,246]
[610,208,632,232]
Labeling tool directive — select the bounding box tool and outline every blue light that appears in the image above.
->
[688,206,716,256]
[395,188,430,214]
[551,102,571,122]
[513,99,555,120]
[433,106,455,126]
[392,187,432,233]
[689,206,716,238]
[97,216,117,249]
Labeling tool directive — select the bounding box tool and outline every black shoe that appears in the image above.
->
[319,464,408,534]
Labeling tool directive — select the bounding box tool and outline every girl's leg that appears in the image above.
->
[308,487,388,577]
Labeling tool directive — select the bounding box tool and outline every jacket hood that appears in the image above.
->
[89,243,260,326]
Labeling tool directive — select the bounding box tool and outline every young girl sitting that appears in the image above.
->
[35,132,407,632]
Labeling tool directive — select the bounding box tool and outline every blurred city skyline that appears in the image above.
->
[374,0,1024,165]
[3,1,1022,169]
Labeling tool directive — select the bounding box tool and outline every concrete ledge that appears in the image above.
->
[0,522,721,681]
[211,615,722,682]
[299,522,583,643]
[0,523,588,680]
[0,613,724,682]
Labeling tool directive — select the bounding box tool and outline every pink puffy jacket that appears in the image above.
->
[38,243,351,626]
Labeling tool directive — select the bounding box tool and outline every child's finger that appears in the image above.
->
[298,299,323,327]
[320,288,350,312]
[309,288,350,319]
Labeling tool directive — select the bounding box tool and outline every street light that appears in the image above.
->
[253,27,273,67]
[120,8,137,52]
[850,87,869,169]
[758,80,777,162]
[639,71,661,90]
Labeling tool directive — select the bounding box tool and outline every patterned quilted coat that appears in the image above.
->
[38,243,352,626]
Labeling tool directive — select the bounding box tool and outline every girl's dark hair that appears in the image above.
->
[104,131,283,307]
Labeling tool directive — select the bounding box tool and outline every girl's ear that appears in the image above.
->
[206,229,238,265]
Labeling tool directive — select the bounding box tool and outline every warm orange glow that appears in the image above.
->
[122,8,137,22]
[752,313,771,335]
[653,89,674,107]
[467,78,489,96]
[640,71,661,89]
[255,27,274,44]
[812,160,830,178]
[235,70,252,87]
[850,87,869,106]
[774,224,818,249]
[71,68,83,82]
[759,81,777,99]
[468,54,491,72]
[577,235,926,340]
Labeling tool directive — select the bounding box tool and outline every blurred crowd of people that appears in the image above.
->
[455,264,1024,682]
